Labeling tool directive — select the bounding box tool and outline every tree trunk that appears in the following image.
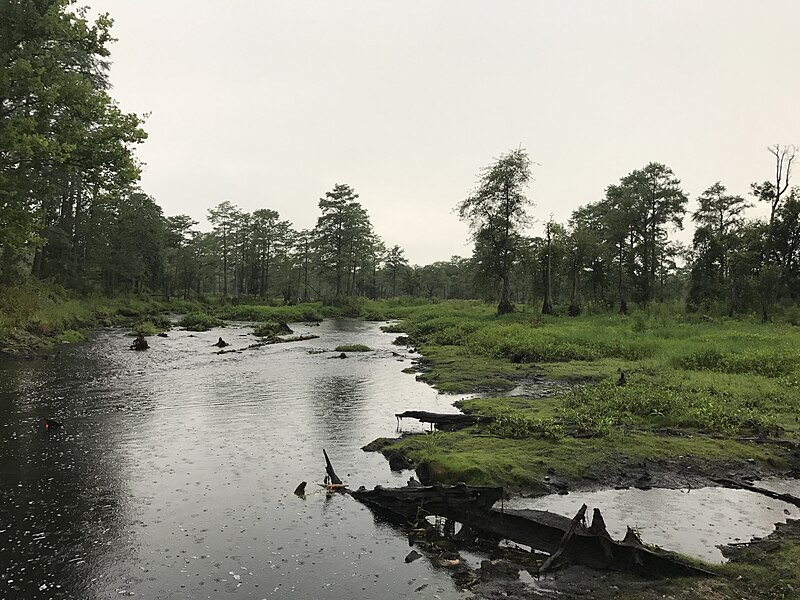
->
[542,222,554,315]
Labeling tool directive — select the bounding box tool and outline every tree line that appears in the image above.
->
[2,2,798,318]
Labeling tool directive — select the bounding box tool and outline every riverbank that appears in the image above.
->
[0,282,456,356]
[0,282,179,356]
[365,303,800,598]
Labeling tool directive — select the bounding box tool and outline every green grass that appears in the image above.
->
[372,302,800,488]
[0,281,177,353]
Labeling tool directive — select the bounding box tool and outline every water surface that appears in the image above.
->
[0,320,466,599]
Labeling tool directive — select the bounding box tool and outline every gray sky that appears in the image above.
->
[90,1,800,265]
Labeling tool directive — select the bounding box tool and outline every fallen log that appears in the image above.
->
[395,411,495,431]
[714,478,800,509]
[351,483,503,520]
[351,483,715,579]
[248,334,320,348]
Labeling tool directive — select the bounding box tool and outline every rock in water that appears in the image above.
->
[294,482,307,496]
[213,337,229,348]
[405,550,422,563]
[130,334,149,351]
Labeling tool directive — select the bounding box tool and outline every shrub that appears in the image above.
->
[488,415,564,440]
[335,344,371,352]
[253,322,293,337]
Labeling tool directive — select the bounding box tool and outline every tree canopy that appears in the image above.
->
[458,148,533,314]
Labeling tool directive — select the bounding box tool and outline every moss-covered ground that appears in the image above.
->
[367,302,800,598]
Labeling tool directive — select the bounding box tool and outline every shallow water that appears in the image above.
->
[0,320,468,599]
[506,485,800,563]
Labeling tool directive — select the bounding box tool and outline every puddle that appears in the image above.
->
[505,486,800,563]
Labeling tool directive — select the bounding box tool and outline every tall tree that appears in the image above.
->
[613,163,687,303]
[250,208,291,298]
[1,0,146,285]
[164,214,198,299]
[314,183,375,301]
[458,148,534,315]
[385,245,408,297]
[751,144,797,320]
[207,201,241,296]
[687,182,750,311]
[541,219,554,314]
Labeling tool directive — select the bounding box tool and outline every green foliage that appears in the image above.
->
[674,347,800,378]
[458,148,533,314]
[57,329,87,344]
[488,415,564,440]
[178,312,224,331]
[334,344,371,352]
[561,382,781,437]
[130,321,160,336]
[216,303,325,323]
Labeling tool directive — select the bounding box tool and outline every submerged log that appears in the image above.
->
[470,507,714,578]
[351,483,504,520]
[352,483,714,579]
[714,478,800,509]
[395,411,495,431]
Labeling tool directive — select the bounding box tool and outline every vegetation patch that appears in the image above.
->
[253,321,293,337]
[334,344,371,352]
[57,329,87,344]
[217,303,325,323]
[130,321,160,336]
[369,303,800,493]
[178,312,224,331]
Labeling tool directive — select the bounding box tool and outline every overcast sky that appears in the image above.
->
[89,1,800,265]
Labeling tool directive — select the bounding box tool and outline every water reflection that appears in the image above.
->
[507,486,800,563]
[0,320,467,599]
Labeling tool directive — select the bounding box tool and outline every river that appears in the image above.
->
[0,319,468,599]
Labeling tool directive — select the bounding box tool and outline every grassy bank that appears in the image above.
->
[375,304,800,487]
[0,281,188,355]
[0,284,455,355]
[370,303,800,597]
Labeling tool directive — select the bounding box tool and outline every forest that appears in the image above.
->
[2,2,799,324]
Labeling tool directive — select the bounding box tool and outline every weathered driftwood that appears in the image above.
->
[249,334,320,348]
[323,449,343,485]
[351,483,503,519]
[714,478,800,509]
[216,334,322,354]
[472,507,714,578]
[351,484,714,578]
[539,504,587,574]
[395,411,494,431]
